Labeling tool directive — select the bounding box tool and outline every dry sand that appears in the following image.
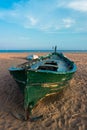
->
[0,52,87,130]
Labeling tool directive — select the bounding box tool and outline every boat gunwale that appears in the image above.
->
[8,52,77,75]
[9,63,77,75]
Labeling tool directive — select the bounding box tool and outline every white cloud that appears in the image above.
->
[57,0,87,12]
[68,0,87,12]
[67,1,87,12]
[26,15,38,26]
[63,18,75,28]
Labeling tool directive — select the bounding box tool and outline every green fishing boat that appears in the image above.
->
[9,47,77,120]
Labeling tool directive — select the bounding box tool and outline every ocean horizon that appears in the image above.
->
[0,49,87,53]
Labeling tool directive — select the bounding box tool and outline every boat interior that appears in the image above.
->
[17,53,73,72]
[31,57,73,72]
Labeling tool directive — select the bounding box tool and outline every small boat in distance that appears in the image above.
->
[9,46,77,120]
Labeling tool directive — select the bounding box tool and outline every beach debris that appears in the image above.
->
[27,54,39,60]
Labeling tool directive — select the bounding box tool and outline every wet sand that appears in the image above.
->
[0,52,87,130]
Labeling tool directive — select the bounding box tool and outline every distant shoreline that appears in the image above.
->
[0,50,87,53]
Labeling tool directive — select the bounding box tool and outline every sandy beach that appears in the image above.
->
[0,52,87,130]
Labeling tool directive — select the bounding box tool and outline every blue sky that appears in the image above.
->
[0,0,87,50]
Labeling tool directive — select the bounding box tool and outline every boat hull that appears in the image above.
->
[9,68,75,111]
[9,68,27,94]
